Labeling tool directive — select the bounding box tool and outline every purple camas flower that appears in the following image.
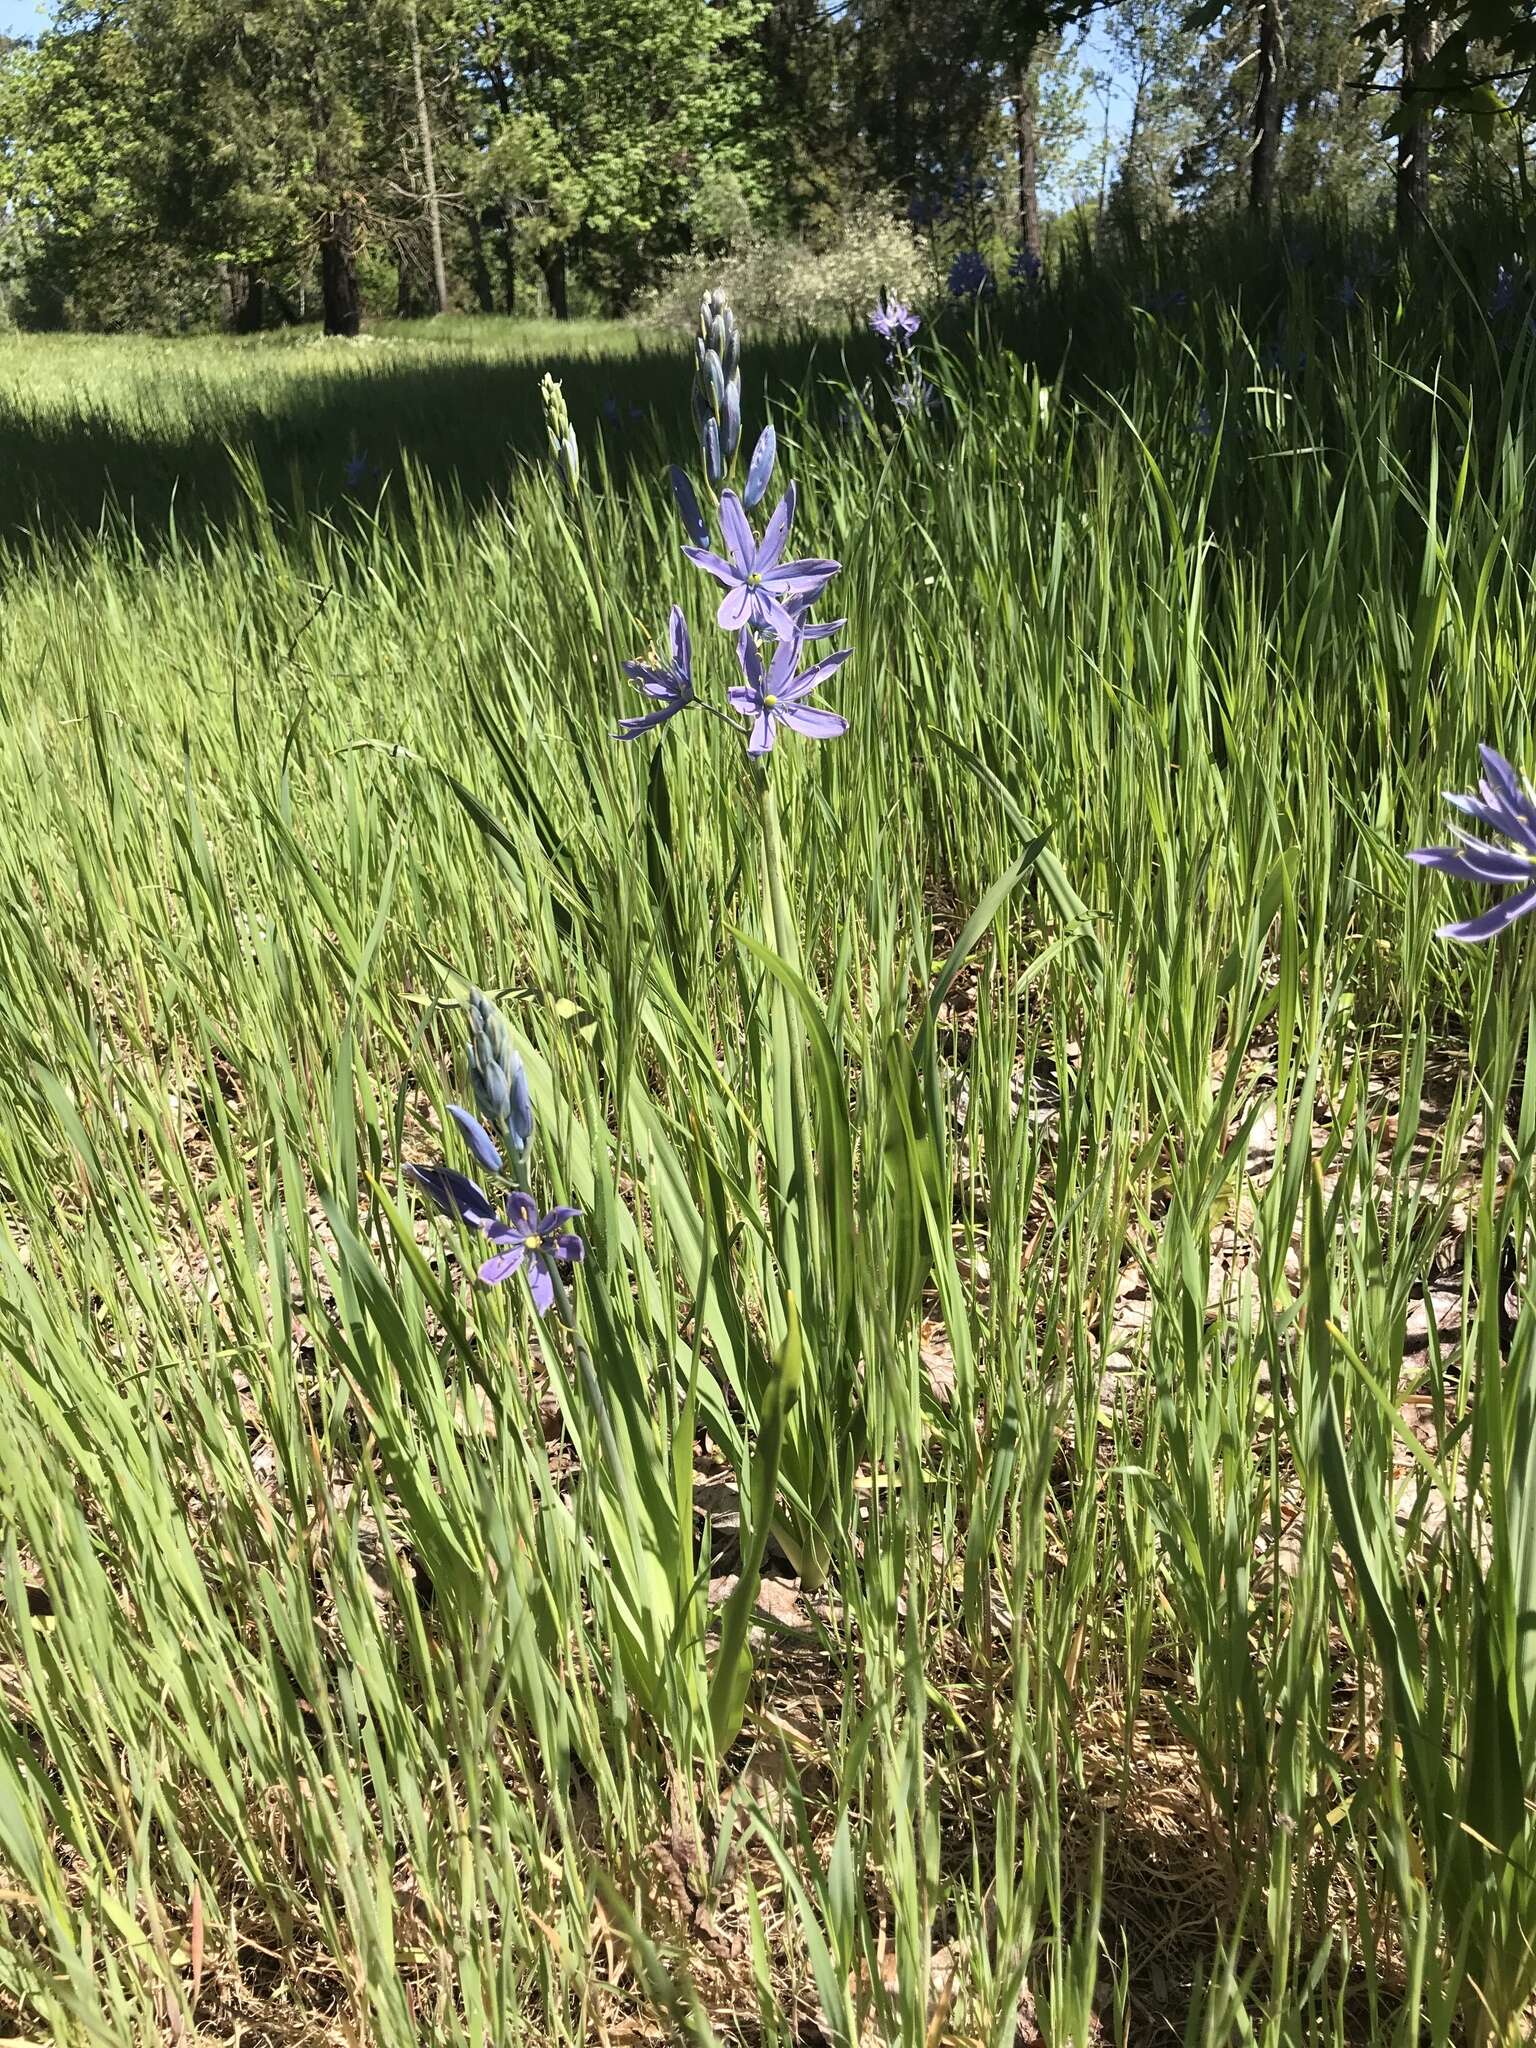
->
[685,484,839,641]
[1335,275,1360,309]
[1490,265,1524,317]
[406,1166,584,1313]
[1410,745,1536,941]
[343,451,374,489]
[477,1192,585,1311]
[729,630,850,756]
[1009,246,1042,287]
[617,605,695,739]
[869,297,920,350]
[893,373,939,418]
[947,251,995,300]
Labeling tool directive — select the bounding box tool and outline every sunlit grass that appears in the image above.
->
[1,258,1536,2044]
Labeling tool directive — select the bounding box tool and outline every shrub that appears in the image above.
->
[639,199,924,333]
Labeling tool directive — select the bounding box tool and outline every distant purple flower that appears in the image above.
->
[729,630,850,756]
[601,394,622,427]
[1009,246,1043,287]
[1491,265,1524,317]
[869,298,920,350]
[894,372,939,417]
[685,485,839,641]
[907,192,941,228]
[1261,337,1307,376]
[343,451,374,489]
[947,251,995,300]
[1193,402,1214,439]
[617,605,694,739]
[1335,274,1360,309]
[478,1192,585,1313]
[1409,745,1536,941]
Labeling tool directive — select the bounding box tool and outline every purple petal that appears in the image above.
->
[505,1190,539,1230]
[735,631,765,690]
[624,667,681,700]
[777,704,848,741]
[616,705,686,740]
[766,636,798,692]
[684,547,737,588]
[1409,844,1535,885]
[405,1163,499,1231]
[554,1233,585,1264]
[1478,746,1531,814]
[1444,790,1536,846]
[478,1245,525,1285]
[668,605,691,676]
[796,616,846,642]
[747,710,778,757]
[718,584,754,632]
[1438,885,1536,942]
[727,686,760,718]
[755,484,796,573]
[760,558,840,594]
[1476,746,1536,845]
[778,647,853,701]
[669,466,710,547]
[718,491,754,571]
[743,424,776,509]
[751,589,799,639]
[447,1105,503,1175]
[538,1206,581,1231]
[527,1261,555,1315]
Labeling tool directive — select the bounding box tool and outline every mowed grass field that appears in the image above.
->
[2,261,1536,2046]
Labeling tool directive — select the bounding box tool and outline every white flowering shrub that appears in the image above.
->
[641,202,925,333]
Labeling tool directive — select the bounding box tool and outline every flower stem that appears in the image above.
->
[542,1254,633,1521]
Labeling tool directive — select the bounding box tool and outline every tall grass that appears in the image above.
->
[1,239,1536,2044]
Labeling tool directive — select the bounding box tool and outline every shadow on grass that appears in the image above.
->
[0,322,877,560]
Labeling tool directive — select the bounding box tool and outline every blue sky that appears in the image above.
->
[0,0,49,33]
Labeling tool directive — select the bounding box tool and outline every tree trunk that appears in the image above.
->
[321,208,362,336]
[497,206,517,313]
[406,0,449,312]
[467,215,494,313]
[239,273,265,333]
[1013,53,1042,264]
[1395,3,1435,242]
[541,242,568,321]
[1248,0,1283,214]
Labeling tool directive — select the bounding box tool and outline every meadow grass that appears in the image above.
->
[2,246,1536,2045]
